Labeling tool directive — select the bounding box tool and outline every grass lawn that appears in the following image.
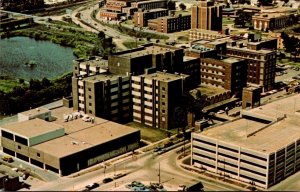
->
[0,79,25,93]
[126,122,170,143]
[278,59,300,67]
[122,40,146,49]
[222,18,234,25]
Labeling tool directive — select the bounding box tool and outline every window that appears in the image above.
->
[162,87,166,91]
[162,109,165,113]
[89,110,92,113]
[89,103,92,106]
[162,102,165,106]
[18,146,21,149]
[162,95,165,98]
[88,88,91,91]
[89,95,92,99]
[37,153,40,157]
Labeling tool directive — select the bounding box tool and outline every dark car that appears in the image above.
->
[85,183,99,190]
[103,177,113,183]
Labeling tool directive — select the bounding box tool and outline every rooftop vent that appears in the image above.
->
[71,141,79,145]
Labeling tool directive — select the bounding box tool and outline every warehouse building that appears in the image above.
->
[0,107,140,176]
[191,94,300,189]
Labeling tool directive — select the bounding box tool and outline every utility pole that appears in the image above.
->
[158,162,161,184]
[223,158,226,181]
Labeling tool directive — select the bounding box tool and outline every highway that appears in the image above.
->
[30,145,242,191]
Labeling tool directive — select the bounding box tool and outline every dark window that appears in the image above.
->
[1,130,13,140]
[15,135,28,146]
[17,146,21,149]
[37,153,40,157]
[88,88,91,91]
[89,103,92,106]
[89,95,92,99]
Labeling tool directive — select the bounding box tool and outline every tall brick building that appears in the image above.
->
[191,0,222,31]
[148,14,191,33]
[131,72,189,130]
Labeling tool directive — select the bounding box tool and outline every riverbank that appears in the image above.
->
[0,23,98,58]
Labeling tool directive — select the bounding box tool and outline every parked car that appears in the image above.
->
[113,173,126,179]
[2,156,13,163]
[102,177,113,183]
[85,183,99,190]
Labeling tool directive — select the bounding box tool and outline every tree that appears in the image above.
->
[167,0,176,10]
[281,32,300,60]
[179,3,186,10]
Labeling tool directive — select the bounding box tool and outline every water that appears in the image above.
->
[0,36,75,80]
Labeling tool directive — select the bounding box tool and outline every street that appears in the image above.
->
[29,145,242,191]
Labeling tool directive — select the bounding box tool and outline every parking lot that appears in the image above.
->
[275,65,300,83]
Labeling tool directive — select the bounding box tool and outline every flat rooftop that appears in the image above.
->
[183,56,199,62]
[200,116,300,153]
[1,118,63,138]
[32,120,139,158]
[227,45,274,54]
[141,71,189,82]
[253,12,293,19]
[245,94,300,120]
[50,107,108,134]
[193,84,228,97]
[119,44,181,58]
[222,57,244,64]
[75,57,108,69]
[140,8,167,13]
[19,107,50,117]
[83,73,126,83]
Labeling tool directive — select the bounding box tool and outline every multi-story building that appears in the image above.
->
[131,72,189,130]
[185,44,217,59]
[200,57,247,95]
[189,29,228,42]
[0,107,140,176]
[134,8,168,27]
[108,43,184,75]
[182,56,201,87]
[191,94,300,189]
[72,73,132,123]
[106,1,128,12]
[226,45,276,92]
[99,10,126,20]
[131,0,167,10]
[247,39,277,51]
[148,14,191,33]
[73,56,108,77]
[122,7,138,16]
[191,0,222,31]
[268,32,284,50]
[252,13,297,31]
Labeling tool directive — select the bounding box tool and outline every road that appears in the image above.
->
[69,3,133,50]
[30,145,242,191]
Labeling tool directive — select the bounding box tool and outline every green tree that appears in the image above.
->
[179,3,186,10]
[167,0,176,10]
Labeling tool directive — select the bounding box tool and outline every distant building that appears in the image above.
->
[134,8,168,27]
[106,1,128,12]
[131,72,189,129]
[191,94,300,189]
[0,107,140,176]
[148,14,191,33]
[131,0,167,10]
[189,29,228,42]
[99,10,126,20]
[268,32,284,50]
[252,13,297,31]
[191,0,222,31]
[72,73,132,123]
